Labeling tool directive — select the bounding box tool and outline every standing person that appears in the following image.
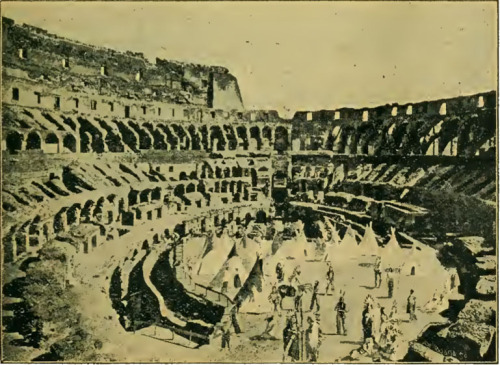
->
[221,320,232,350]
[289,265,302,286]
[379,307,388,342]
[362,303,373,341]
[283,315,300,362]
[389,300,398,321]
[305,316,321,362]
[374,257,382,288]
[276,262,285,282]
[268,285,281,312]
[387,270,394,298]
[294,287,304,323]
[325,262,335,294]
[309,280,320,312]
[335,294,347,335]
[406,289,417,321]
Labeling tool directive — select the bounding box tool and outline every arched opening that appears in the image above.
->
[26,131,42,150]
[256,210,267,224]
[140,189,151,203]
[66,204,81,225]
[6,131,23,153]
[236,126,249,150]
[151,187,161,201]
[249,126,262,150]
[63,134,77,152]
[411,266,415,276]
[179,171,188,181]
[188,125,201,150]
[80,131,92,153]
[274,126,289,152]
[45,133,60,153]
[210,125,226,151]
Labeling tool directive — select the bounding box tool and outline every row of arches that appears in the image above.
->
[5,130,77,154]
[4,122,291,154]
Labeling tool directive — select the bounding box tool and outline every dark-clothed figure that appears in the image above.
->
[294,288,304,322]
[374,257,382,288]
[325,262,335,294]
[310,280,320,312]
[276,263,285,282]
[335,295,347,335]
[387,272,394,298]
[362,304,373,340]
[283,316,300,361]
[221,321,232,350]
[407,289,417,321]
[306,316,322,362]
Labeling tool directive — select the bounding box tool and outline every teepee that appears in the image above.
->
[337,225,359,258]
[358,222,380,255]
[382,227,402,267]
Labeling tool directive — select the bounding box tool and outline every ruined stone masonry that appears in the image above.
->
[1,17,496,363]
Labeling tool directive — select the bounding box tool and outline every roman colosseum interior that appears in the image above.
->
[1,16,497,363]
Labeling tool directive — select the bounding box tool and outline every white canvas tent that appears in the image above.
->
[197,230,235,284]
[382,227,403,267]
[358,222,380,255]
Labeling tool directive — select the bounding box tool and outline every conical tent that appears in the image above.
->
[337,225,359,258]
[358,222,380,255]
[325,218,341,246]
[382,227,402,267]
[197,230,235,280]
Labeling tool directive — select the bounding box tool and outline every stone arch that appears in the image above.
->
[140,189,151,203]
[151,187,161,201]
[230,181,237,194]
[210,125,226,151]
[274,126,289,151]
[63,134,77,152]
[66,204,81,225]
[262,126,272,146]
[80,131,92,153]
[249,126,262,150]
[45,133,60,153]
[223,125,237,150]
[81,200,95,222]
[236,126,249,150]
[26,131,42,150]
[188,125,201,150]
[6,131,24,153]
[256,210,267,223]
[215,166,223,179]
